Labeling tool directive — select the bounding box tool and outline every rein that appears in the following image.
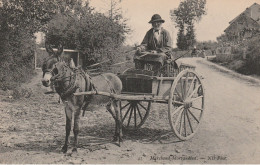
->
[50,64,78,99]
[50,63,96,100]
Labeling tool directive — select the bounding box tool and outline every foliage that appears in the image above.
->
[170,0,206,49]
[214,34,260,75]
[176,24,187,50]
[216,33,229,44]
[45,0,129,66]
[196,40,218,51]
[185,22,196,48]
[0,0,130,90]
[0,0,80,90]
[244,37,260,75]
[0,3,35,89]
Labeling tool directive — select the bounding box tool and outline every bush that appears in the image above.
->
[231,46,244,60]
[0,0,48,90]
[45,3,128,67]
[0,28,36,90]
[245,37,260,75]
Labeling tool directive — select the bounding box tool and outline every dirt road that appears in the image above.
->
[0,58,259,164]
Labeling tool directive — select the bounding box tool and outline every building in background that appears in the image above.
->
[224,3,260,43]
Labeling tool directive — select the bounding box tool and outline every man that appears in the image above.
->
[191,46,197,57]
[136,14,173,54]
[135,14,173,74]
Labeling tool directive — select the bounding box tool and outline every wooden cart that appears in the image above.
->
[75,52,205,141]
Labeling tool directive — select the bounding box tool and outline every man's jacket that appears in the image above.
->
[140,27,172,52]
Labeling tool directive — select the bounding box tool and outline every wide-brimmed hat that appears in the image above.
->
[149,14,165,23]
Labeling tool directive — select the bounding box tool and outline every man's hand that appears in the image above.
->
[165,51,173,59]
[136,47,142,54]
[156,48,164,53]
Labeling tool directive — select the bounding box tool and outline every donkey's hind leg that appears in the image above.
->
[106,102,118,142]
[112,100,123,146]
[62,105,73,153]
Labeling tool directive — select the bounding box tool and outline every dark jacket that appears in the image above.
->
[140,27,172,52]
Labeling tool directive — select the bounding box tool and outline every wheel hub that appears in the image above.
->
[184,100,192,108]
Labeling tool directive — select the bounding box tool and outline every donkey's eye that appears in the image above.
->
[53,68,58,74]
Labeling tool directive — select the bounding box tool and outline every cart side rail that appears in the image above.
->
[74,91,170,102]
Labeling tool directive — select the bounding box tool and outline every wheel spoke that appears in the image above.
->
[120,101,123,123]
[171,105,184,116]
[191,95,204,101]
[180,78,185,100]
[120,102,131,111]
[136,104,143,121]
[184,73,189,98]
[187,108,200,123]
[175,88,183,101]
[186,109,194,133]
[188,84,202,99]
[174,107,184,128]
[184,109,187,137]
[137,102,148,111]
[179,111,184,134]
[122,105,132,122]
[191,106,203,111]
[173,100,184,105]
[134,105,137,128]
[187,75,196,97]
[127,106,134,127]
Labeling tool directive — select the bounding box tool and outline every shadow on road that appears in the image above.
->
[80,124,182,145]
[11,123,182,153]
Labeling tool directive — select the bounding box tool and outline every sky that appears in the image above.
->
[89,0,260,47]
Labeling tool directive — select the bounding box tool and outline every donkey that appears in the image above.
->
[41,43,123,153]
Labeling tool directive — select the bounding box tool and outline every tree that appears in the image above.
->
[216,33,229,45]
[170,0,206,49]
[106,0,131,35]
[186,22,196,48]
[45,0,129,67]
[176,23,187,50]
[0,0,81,89]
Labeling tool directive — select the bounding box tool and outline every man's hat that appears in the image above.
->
[149,14,165,23]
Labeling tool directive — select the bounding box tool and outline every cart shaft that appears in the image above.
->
[74,91,169,101]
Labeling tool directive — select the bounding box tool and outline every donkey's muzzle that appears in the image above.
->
[42,80,50,87]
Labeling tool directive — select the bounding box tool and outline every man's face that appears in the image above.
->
[152,21,162,31]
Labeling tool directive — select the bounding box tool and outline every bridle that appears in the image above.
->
[45,61,78,99]
[42,58,71,83]
[49,62,79,86]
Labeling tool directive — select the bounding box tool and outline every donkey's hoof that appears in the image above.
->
[61,145,68,153]
[72,148,78,153]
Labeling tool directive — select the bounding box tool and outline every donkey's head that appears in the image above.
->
[41,41,64,87]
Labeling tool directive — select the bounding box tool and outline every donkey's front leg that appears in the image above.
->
[62,105,73,153]
[72,107,81,152]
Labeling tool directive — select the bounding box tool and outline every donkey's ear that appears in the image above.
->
[45,41,54,55]
[56,43,64,57]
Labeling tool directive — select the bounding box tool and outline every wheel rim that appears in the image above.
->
[168,69,205,140]
[120,100,151,130]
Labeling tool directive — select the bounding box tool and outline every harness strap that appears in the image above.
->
[100,74,116,94]
[81,74,116,117]
[54,65,78,99]
[82,73,96,117]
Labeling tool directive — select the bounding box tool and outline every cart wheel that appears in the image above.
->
[168,69,205,140]
[120,100,151,130]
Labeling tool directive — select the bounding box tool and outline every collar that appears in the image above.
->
[153,27,162,33]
